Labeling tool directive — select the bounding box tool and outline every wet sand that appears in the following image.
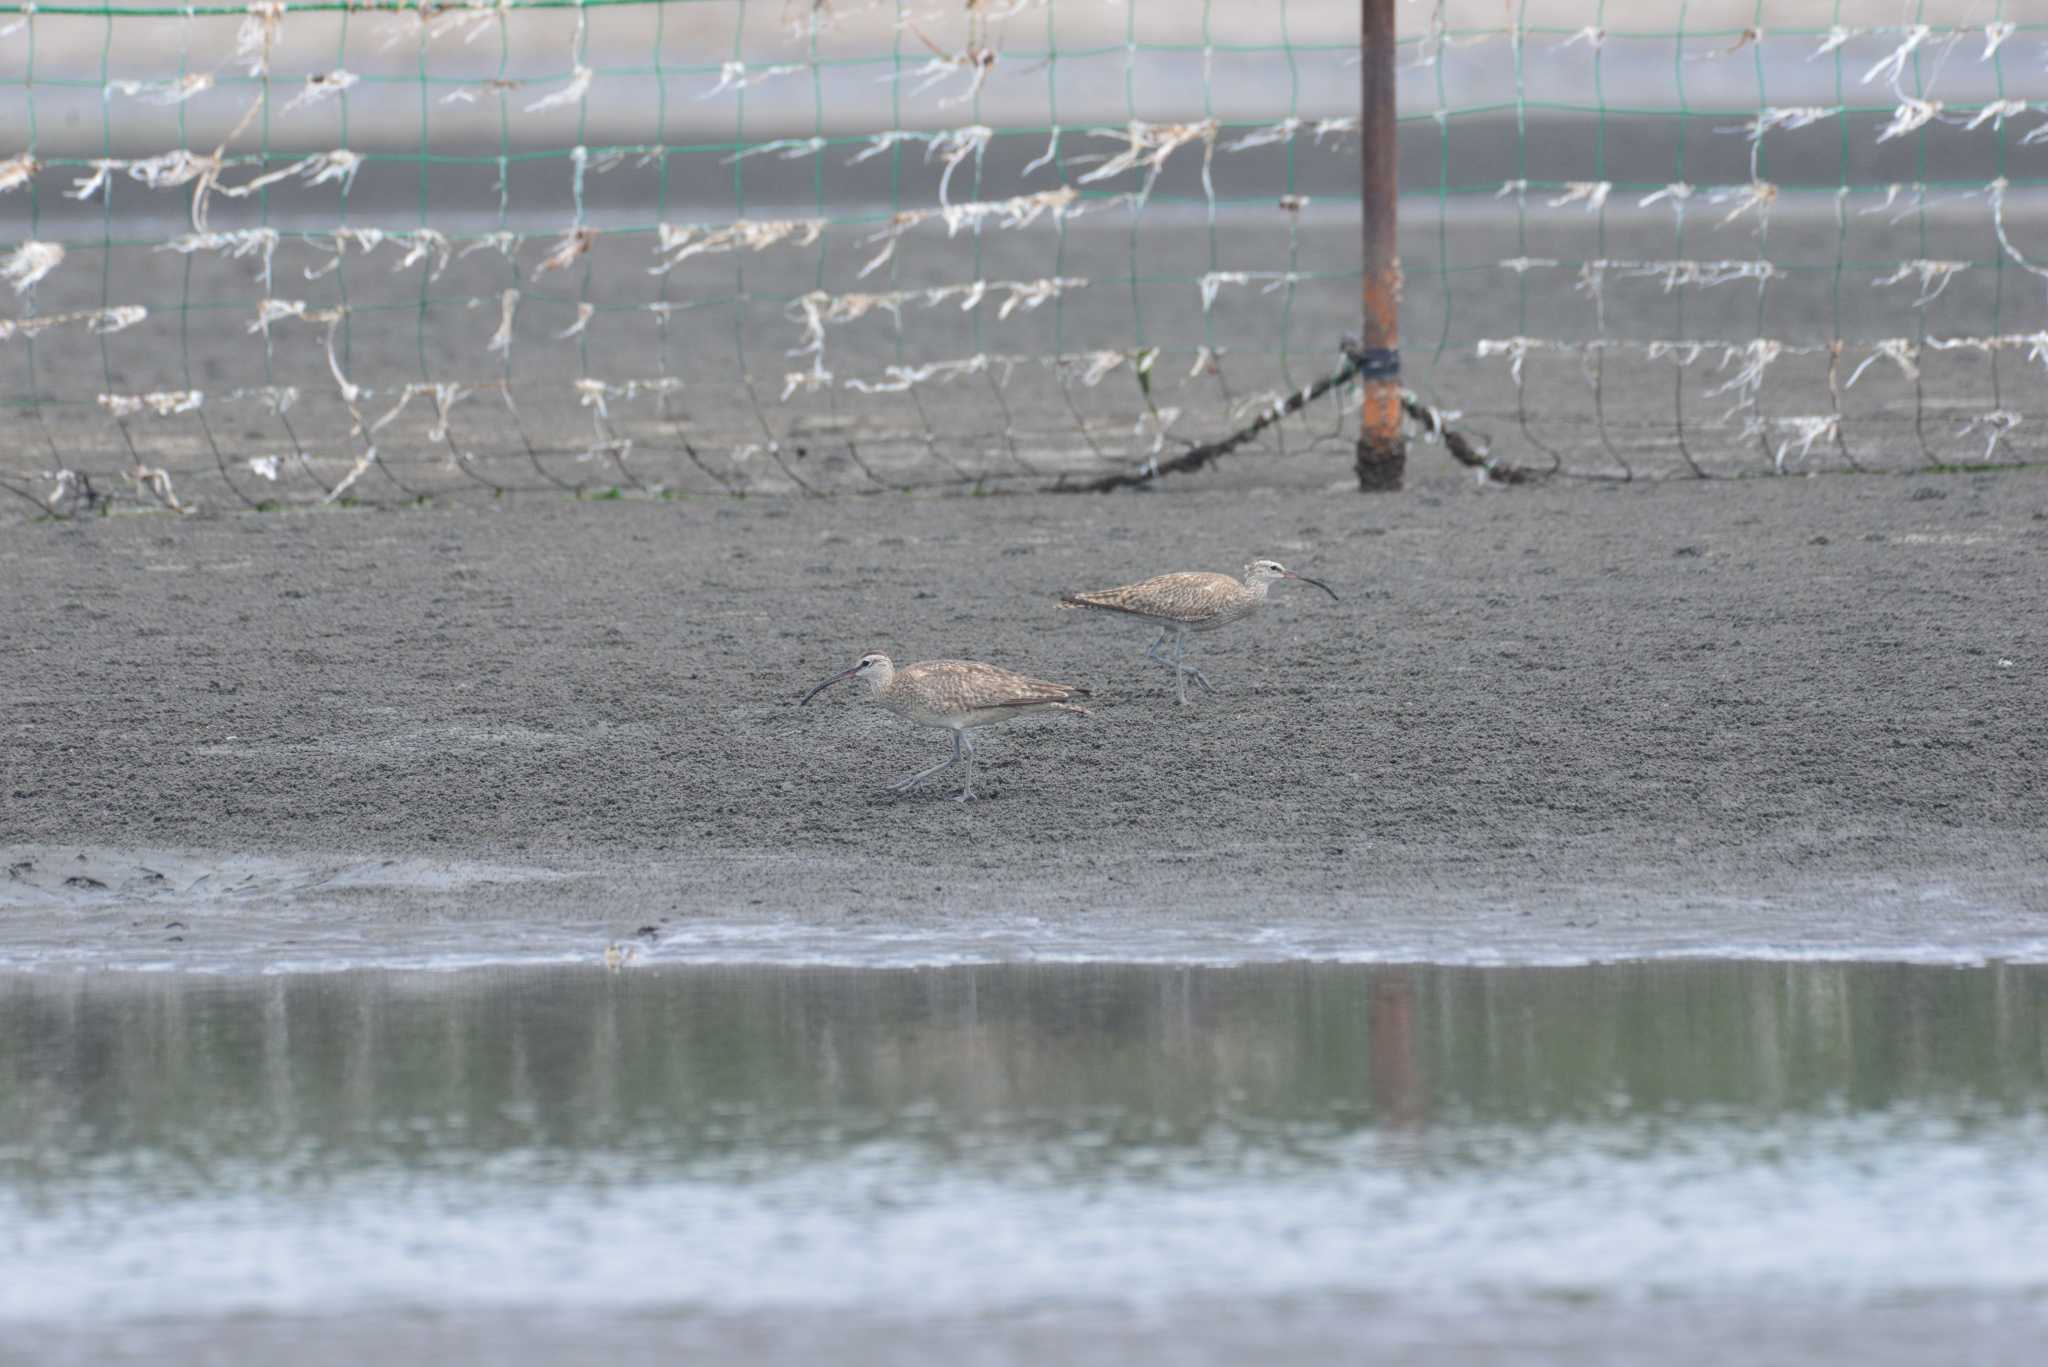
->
[4,470,2045,965]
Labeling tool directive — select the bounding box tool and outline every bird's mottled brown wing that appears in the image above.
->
[1060,572,1239,625]
[903,659,1088,709]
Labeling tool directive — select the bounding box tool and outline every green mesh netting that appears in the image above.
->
[2,2,2045,515]
[1,0,1361,511]
[1407,1,2048,480]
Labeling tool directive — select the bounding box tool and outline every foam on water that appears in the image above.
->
[5,1112,2045,1324]
[8,915,2048,974]
[6,910,2048,974]
[3,844,2042,973]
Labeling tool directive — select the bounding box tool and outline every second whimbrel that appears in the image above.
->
[1060,559,1339,704]
[800,653,1091,800]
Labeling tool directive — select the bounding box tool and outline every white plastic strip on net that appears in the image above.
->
[0,0,1364,511]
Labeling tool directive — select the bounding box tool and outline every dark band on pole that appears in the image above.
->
[1344,345,1401,381]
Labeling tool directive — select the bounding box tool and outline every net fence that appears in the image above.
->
[0,0,1363,513]
[1,1,2044,517]
[1411,0,2048,483]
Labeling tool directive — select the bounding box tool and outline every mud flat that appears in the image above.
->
[4,469,2045,965]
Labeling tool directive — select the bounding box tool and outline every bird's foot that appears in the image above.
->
[888,763,955,794]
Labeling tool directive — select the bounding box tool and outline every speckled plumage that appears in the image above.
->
[800,652,1090,800]
[1060,559,1339,705]
[872,658,1093,728]
[1060,571,1265,631]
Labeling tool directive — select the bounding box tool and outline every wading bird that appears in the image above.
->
[1060,559,1339,704]
[800,653,1092,801]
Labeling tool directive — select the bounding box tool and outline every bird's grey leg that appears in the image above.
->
[951,732,977,802]
[1146,629,1212,700]
[1170,629,1214,698]
[890,730,962,793]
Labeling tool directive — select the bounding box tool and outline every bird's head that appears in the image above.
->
[1244,560,1339,601]
[800,652,895,704]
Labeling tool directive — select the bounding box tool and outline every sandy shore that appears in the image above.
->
[5,467,2045,965]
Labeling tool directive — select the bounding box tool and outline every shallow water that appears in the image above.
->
[5,846,2045,974]
[5,962,2046,1364]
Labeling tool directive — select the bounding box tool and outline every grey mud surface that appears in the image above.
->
[31,1300,2046,1367]
[5,467,2047,967]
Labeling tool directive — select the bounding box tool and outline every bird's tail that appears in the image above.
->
[1052,701,1093,717]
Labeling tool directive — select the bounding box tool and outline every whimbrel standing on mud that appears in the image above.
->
[800,654,1092,800]
[1061,560,1339,704]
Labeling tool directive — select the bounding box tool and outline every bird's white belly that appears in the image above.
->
[942,706,1024,730]
[1199,603,1259,631]
[890,701,1018,731]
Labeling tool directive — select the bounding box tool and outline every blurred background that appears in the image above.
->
[2,0,2044,502]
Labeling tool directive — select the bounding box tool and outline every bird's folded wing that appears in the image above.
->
[907,661,1085,709]
[1061,573,1227,623]
[985,682,1088,708]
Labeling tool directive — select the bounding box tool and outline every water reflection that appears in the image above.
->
[8,963,2042,1155]
[2,962,2045,1335]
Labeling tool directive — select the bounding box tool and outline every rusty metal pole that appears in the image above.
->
[1355,0,1406,491]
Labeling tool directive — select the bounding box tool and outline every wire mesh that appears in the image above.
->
[4,2,2046,517]
[1406,0,2048,481]
[0,0,1365,513]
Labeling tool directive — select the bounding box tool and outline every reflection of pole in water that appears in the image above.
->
[1371,973,1425,1134]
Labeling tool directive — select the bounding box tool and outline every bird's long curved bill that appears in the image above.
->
[1287,571,1340,602]
[800,667,860,706]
